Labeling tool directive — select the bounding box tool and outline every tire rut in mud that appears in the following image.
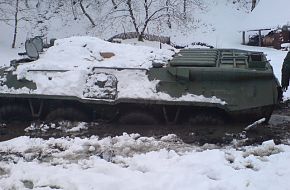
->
[1,108,290,145]
[0,122,289,145]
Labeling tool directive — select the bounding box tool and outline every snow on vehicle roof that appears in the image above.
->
[16,36,175,71]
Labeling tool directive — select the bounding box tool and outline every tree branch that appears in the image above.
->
[79,0,96,27]
[126,0,139,34]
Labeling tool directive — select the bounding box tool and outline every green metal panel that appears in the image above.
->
[170,49,218,67]
[170,48,269,70]
[167,67,190,80]
[148,48,279,115]
[0,69,37,90]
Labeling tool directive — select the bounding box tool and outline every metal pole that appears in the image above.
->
[258,30,262,47]
[242,31,246,45]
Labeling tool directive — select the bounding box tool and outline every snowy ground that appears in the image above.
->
[0,134,290,190]
[1,1,290,189]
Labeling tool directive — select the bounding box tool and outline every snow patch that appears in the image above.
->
[1,135,290,190]
[24,122,89,133]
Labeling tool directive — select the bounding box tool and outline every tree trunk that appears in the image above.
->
[144,0,149,21]
[12,0,19,48]
[79,0,96,27]
[126,0,141,40]
[25,0,29,8]
[251,0,257,11]
[166,0,172,28]
[71,0,78,20]
[138,34,144,41]
[111,0,117,9]
[183,0,186,19]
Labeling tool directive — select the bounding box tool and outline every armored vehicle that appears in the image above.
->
[0,37,281,125]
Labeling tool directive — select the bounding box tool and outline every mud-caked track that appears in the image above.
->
[1,107,290,145]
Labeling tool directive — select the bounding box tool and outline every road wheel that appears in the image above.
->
[189,112,224,126]
[0,105,32,122]
[45,108,89,122]
[118,111,158,125]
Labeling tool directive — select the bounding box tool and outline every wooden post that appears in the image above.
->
[258,30,262,47]
[242,31,246,45]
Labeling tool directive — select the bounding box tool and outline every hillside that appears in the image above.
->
[0,0,252,48]
[244,0,290,30]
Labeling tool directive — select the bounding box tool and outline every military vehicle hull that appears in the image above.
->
[0,43,281,125]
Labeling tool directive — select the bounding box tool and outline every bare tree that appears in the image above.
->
[70,0,78,20]
[230,0,258,12]
[0,0,207,44]
[25,0,29,8]
[12,0,20,48]
[166,0,172,28]
[251,0,256,11]
[107,0,177,41]
[183,0,187,18]
[96,0,206,41]
[78,0,96,27]
[111,0,117,9]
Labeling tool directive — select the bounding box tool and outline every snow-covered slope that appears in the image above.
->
[243,0,290,30]
[169,0,249,47]
[0,0,250,48]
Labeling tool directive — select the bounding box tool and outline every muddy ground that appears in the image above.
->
[1,107,290,146]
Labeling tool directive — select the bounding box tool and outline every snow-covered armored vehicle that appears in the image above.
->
[0,37,281,124]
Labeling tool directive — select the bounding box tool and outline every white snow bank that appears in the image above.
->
[0,135,290,190]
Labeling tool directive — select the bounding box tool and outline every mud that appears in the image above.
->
[1,108,290,145]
